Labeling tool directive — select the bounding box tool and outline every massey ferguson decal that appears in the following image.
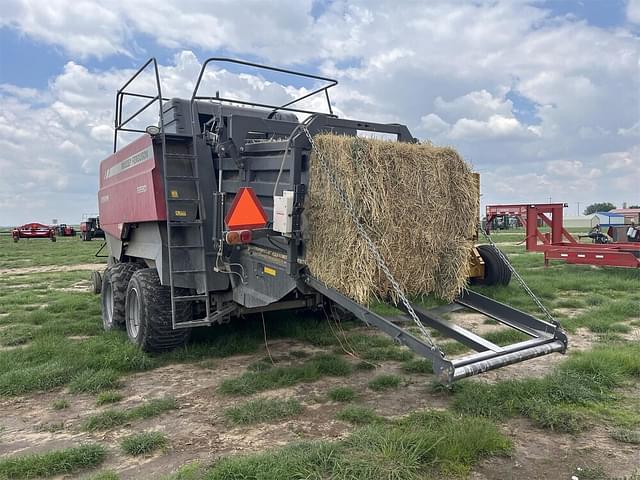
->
[104,146,153,179]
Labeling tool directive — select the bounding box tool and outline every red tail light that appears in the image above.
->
[225,229,252,245]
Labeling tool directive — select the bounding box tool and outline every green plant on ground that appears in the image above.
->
[610,428,640,444]
[86,471,120,480]
[51,398,69,410]
[452,343,640,433]
[120,431,168,456]
[402,359,432,374]
[327,386,357,402]
[69,369,121,393]
[336,405,383,425]
[82,397,178,431]
[218,354,352,396]
[367,374,402,392]
[203,410,511,479]
[0,444,106,479]
[224,398,303,425]
[96,390,124,406]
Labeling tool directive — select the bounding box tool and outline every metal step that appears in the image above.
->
[168,220,202,226]
[174,294,208,302]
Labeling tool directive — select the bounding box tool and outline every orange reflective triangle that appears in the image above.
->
[225,187,269,230]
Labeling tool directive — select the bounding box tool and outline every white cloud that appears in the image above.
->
[628,0,640,24]
[1,0,639,223]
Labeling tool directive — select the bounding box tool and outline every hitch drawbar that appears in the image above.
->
[305,276,567,384]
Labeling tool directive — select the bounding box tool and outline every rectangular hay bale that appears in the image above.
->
[305,134,479,304]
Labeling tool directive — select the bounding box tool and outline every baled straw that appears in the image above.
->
[304,134,478,304]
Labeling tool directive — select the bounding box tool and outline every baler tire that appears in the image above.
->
[124,268,191,352]
[101,263,143,331]
[476,245,511,286]
[91,271,103,295]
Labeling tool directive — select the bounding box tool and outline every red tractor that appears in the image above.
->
[12,223,56,242]
[54,224,76,237]
[80,215,105,241]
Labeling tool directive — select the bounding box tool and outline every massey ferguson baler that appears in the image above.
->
[97,58,567,384]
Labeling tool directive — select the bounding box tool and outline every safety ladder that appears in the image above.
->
[162,146,212,328]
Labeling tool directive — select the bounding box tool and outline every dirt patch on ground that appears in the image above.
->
[0,329,635,478]
[472,418,640,480]
[0,263,102,276]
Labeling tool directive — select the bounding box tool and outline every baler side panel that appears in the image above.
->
[98,135,166,239]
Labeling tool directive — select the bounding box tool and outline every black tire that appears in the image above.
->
[91,271,102,295]
[124,268,192,352]
[101,263,143,331]
[476,245,511,286]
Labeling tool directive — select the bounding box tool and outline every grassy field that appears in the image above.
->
[0,234,638,479]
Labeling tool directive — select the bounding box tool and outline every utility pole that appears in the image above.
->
[577,201,580,216]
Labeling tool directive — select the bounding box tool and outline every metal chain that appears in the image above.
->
[300,125,438,350]
[478,226,560,327]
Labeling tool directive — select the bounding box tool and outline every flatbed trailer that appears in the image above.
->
[486,203,640,268]
[97,58,567,385]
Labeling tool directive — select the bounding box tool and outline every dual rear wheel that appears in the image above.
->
[101,264,191,352]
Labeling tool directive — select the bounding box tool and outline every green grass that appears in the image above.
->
[85,472,120,480]
[218,354,352,396]
[336,405,383,425]
[0,444,106,479]
[0,324,37,346]
[120,431,168,456]
[610,428,640,444]
[327,386,357,402]
[452,343,640,433]
[82,397,178,431]
[202,410,511,479]
[51,398,69,410]
[402,359,433,374]
[368,374,402,391]
[69,369,121,393]
[96,390,124,406]
[224,398,303,425]
[0,236,105,269]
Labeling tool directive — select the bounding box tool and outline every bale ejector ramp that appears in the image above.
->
[307,276,567,384]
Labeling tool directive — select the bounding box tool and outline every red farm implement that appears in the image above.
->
[485,203,640,268]
[12,223,56,242]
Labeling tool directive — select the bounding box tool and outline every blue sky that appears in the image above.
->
[0,0,638,225]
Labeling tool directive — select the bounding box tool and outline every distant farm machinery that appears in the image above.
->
[12,223,56,242]
[485,203,640,268]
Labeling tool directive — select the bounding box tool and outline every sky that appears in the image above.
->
[0,0,639,226]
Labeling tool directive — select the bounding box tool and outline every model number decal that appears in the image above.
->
[105,146,153,179]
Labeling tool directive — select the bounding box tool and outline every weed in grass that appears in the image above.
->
[610,428,640,444]
[205,410,510,479]
[129,397,178,419]
[224,398,303,425]
[82,409,129,432]
[452,343,640,433]
[336,405,383,425]
[368,374,402,391]
[402,358,433,374]
[121,431,168,456]
[347,334,413,362]
[96,390,124,406]
[51,398,69,410]
[0,443,106,479]
[163,462,206,480]
[483,329,529,346]
[0,323,37,346]
[327,386,357,402]
[82,397,178,431]
[69,369,120,393]
[355,361,376,371]
[218,354,352,396]
[86,471,120,480]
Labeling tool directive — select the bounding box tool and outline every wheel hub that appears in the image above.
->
[126,287,141,338]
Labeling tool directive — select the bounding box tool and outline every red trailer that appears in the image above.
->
[485,203,640,268]
[12,223,56,242]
